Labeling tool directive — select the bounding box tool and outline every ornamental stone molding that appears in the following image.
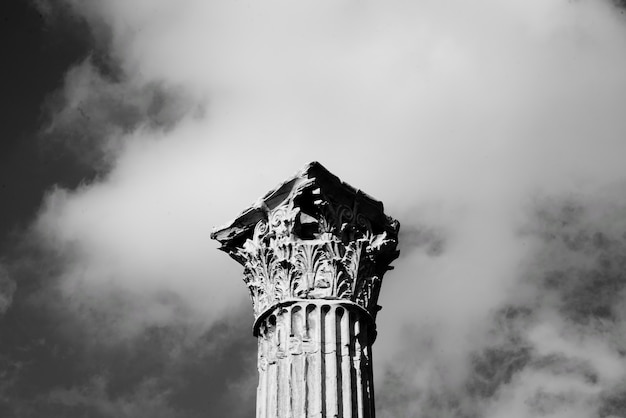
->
[211,162,400,324]
[211,161,400,418]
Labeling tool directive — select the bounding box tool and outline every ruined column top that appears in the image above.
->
[211,161,400,319]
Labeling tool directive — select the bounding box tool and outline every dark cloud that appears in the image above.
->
[522,194,626,326]
[0,265,16,315]
[0,0,95,244]
[1,219,256,418]
[40,59,204,170]
[377,190,626,417]
[398,223,447,258]
[0,275,257,418]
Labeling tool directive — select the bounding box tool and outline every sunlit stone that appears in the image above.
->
[212,161,400,418]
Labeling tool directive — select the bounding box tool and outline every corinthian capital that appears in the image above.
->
[211,162,400,319]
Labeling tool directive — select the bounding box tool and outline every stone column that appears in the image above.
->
[211,162,399,418]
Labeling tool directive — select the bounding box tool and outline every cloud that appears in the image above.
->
[39,57,203,169]
[377,192,626,417]
[6,0,626,416]
[0,264,16,315]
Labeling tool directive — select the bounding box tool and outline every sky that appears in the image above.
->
[3,0,626,417]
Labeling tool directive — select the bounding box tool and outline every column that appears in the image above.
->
[211,161,400,418]
[255,301,375,418]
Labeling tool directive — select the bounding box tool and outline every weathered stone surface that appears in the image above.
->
[255,301,375,418]
[211,162,399,418]
[211,161,400,320]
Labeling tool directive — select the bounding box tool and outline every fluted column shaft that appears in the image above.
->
[255,300,375,418]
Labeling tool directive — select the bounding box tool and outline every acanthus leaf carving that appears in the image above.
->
[212,162,399,319]
[232,197,398,318]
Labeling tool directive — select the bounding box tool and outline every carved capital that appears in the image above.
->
[211,162,399,319]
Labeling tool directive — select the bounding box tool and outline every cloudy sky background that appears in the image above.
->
[3,0,626,416]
